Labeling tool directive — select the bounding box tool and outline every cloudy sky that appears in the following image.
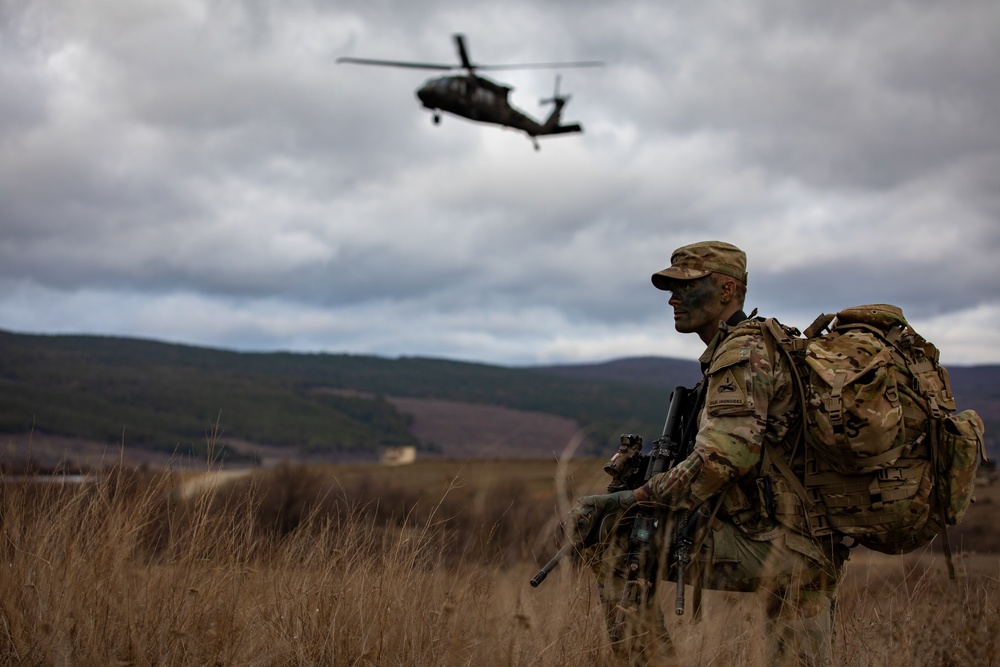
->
[2,1,998,367]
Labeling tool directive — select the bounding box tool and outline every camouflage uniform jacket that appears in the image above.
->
[645,311,813,545]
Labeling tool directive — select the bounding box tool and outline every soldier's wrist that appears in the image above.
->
[633,485,653,504]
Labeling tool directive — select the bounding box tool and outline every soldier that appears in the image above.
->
[571,241,848,666]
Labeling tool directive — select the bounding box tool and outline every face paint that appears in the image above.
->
[667,276,726,340]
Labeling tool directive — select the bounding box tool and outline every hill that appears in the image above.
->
[0,330,680,468]
[534,356,701,387]
[1,329,995,469]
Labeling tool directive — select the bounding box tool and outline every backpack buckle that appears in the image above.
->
[877,467,903,482]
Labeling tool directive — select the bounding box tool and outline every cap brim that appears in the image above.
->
[651,267,711,290]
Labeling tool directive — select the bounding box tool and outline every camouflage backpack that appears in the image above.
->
[762,304,986,567]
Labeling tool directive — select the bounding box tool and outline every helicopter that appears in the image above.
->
[336,34,603,150]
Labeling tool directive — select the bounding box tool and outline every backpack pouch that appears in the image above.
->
[810,456,933,549]
[938,409,986,525]
[804,329,904,474]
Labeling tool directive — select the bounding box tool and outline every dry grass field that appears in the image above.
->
[2,459,999,666]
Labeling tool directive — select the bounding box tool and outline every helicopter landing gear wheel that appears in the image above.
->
[432,113,440,125]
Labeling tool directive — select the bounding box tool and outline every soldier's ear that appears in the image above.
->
[719,279,736,304]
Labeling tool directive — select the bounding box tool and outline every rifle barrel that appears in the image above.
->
[530,545,572,587]
[673,506,710,615]
[674,560,687,615]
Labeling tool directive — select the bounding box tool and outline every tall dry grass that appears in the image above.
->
[2,463,998,666]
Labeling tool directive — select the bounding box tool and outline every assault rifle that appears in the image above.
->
[607,383,705,639]
[530,382,707,629]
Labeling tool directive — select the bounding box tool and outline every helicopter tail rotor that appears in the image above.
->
[540,75,571,106]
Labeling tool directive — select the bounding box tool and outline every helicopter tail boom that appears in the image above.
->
[534,123,582,135]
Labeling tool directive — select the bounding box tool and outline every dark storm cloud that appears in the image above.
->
[0,0,998,365]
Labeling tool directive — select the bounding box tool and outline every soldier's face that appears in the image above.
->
[667,276,725,339]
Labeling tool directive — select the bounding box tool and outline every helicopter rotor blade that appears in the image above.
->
[475,60,604,71]
[336,57,456,71]
[338,35,604,74]
[453,33,602,73]
[454,34,475,72]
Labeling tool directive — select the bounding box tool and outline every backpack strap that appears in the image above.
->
[930,417,958,580]
[762,440,814,512]
[760,319,817,532]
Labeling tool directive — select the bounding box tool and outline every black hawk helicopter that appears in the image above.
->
[337,34,603,150]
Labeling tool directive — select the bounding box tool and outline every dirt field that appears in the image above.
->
[387,395,582,459]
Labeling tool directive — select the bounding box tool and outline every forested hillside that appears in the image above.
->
[0,330,675,464]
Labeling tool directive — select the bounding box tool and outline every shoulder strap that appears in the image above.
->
[762,318,809,450]
[760,319,816,520]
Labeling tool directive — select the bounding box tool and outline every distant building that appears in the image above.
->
[380,446,416,466]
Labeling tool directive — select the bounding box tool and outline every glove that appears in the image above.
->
[566,489,637,547]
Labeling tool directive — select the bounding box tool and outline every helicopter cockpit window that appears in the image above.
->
[473,88,495,105]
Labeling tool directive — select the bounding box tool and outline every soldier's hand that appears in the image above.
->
[565,490,637,547]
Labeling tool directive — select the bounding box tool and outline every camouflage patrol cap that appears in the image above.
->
[651,241,748,290]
